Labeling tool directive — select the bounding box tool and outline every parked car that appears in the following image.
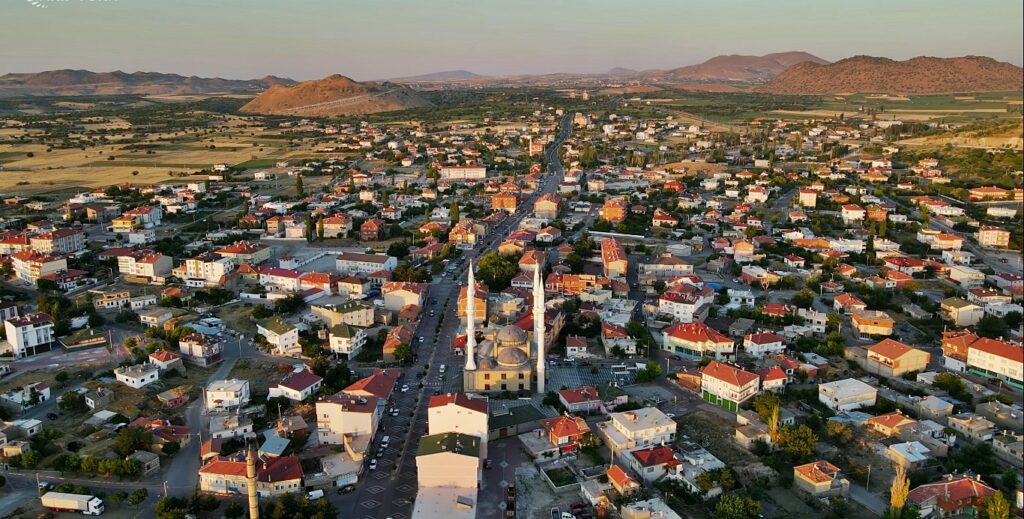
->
[368,459,377,470]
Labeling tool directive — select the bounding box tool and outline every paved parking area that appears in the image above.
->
[546,364,636,391]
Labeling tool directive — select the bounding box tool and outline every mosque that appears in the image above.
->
[462,261,546,394]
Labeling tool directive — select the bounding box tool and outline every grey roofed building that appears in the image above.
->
[417,432,480,458]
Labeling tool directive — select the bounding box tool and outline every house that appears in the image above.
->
[662,322,735,360]
[10,251,67,283]
[793,461,849,497]
[178,334,224,367]
[315,393,381,456]
[595,407,676,462]
[539,414,591,455]
[833,293,867,313]
[257,317,300,356]
[947,413,997,443]
[840,204,866,224]
[940,298,985,327]
[908,474,997,519]
[2,313,55,358]
[534,193,563,220]
[328,324,367,358]
[268,369,324,402]
[865,412,918,437]
[138,306,174,328]
[818,378,877,411]
[128,450,161,477]
[607,464,642,495]
[976,226,1011,248]
[148,349,185,373]
[360,218,386,241]
[626,445,681,484]
[381,281,428,312]
[742,332,785,358]
[216,241,272,265]
[177,252,234,287]
[156,386,190,408]
[887,441,932,469]
[199,454,303,497]
[205,379,250,412]
[114,364,161,389]
[700,361,760,411]
[851,310,895,336]
[601,322,637,356]
[865,339,931,378]
[209,414,255,440]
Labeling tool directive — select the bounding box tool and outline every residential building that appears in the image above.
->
[851,310,895,336]
[257,317,300,356]
[328,324,367,358]
[793,461,849,497]
[976,226,1011,248]
[114,364,161,389]
[268,369,324,402]
[10,251,67,283]
[908,474,997,519]
[178,334,224,367]
[335,252,397,275]
[316,393,381,459]
[818,378,877,411]
[742,332,785,358]
[198,454,303,497]
[600,238,628,279]
[865,339,931,378]
[941,298,985,327]
[205,379,250,412]
[3,313,55,358]
[595,407,676,462]
[700,361,760,411]
[662,322,735,360]
[216,241,272,265]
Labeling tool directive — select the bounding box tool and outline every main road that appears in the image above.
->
[333,114,573,519]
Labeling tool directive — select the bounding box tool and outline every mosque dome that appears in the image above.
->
[495,325,528,349]
[496,346,529,367]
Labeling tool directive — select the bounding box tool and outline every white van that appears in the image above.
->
[381,436,390,448]
[307,489,324,501]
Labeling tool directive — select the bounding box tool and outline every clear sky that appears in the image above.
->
[3,0,1022,81]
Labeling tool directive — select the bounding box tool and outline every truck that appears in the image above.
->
[41,492,105,516]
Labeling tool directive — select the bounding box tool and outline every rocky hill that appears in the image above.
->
[761,55,1024,94]
[0,69,294,96]
[239,74,432,116]
[655,52,828,82]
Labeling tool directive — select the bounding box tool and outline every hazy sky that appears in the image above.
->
[4,0,1022,80]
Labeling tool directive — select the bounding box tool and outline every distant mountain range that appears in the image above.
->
[0,69,295,97]
[650,52,829,82]
[239,74,432,116]
[760,55,1024,94]
[388,70,485,82]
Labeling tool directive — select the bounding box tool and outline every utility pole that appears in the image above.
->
[865,463,871,492]
[163,480,169,498]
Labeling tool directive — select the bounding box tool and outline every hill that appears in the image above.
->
[0,69,295,96]
[239,74,432,116]
[656,52,828,82]
[761,55,1024,94]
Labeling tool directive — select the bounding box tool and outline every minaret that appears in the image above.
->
[533,264,545,394]
[465,261,478,371]
[246,446,259,519]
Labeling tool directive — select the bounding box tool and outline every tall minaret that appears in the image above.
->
[465,260,478,371]
[533,264,545,394]
[246,446,259,519]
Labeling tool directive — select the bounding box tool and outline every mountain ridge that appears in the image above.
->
[0,69,295,96]
[239,74,432,116]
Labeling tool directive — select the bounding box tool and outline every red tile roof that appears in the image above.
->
[428,393,488,414]
[273,370,323,392]
[630,445,679,467]
[558,386,600,405]
[664,322,733,344]
[702,361,759,387]
[969,338,1023,363]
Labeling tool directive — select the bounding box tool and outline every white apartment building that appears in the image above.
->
[596,407,677,462]
[114,364,161,389]
[316,393,381,459]
[205,379,250,412]
[967,338,1023,390]
[335,252,398,275]
[178,252,235,287]
[742,332,786,358]
[257,317,300,356]
[818,378,878,412]
[701,361,760,412]
[428,393,489,457]
[3,313,55,358]
[328,324,366,359]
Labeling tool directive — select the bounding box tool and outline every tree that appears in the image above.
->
[109,491,127,506]
[154,496,189,519]
[714,494,761,519]
[826,421,853,445]
[55,371,70,385]
[59,391,88,413]
[633,362,662,383]
[449,202,460,225]
[976,315,1010,339]
[295,175,304,196]
[792,288,816,309]
[983,492,1011,519]
[128,488,149,507]
[224,500,245,519]
[112,426,152,457]
[476,251,518,291]
[316,217,324,241]
[889,464,910,515]
[393,343,414,365]
[752,393,782,423]
[776,424,818,462]
[387,241,410,259]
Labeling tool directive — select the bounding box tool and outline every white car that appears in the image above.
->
[369,459,378,470]
[400,384,410,393]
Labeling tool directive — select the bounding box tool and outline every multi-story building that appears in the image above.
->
[793,461,849,497]
[595,407,676,462]
[10,251,67,283]
[205,379,250,412]
[491,192,518,213]
[534,193,562,220]
[29,228,86,254]
[976,226,1011,248]
[328,324,367,359]
[601,238,628,279]
[865,339,931,378]
[700,361,760,411]
[818,378,877,412]
[381,281,428,312]
[742,332,786,358]
[257,317,300,356]
[3,313,55,358]
[267,369,323,402]
[439,166,487,180]
[178,333,224,367]
[428,393,489,457]
[908,474,997,519]
[177,252,234,288]
[335,252,397,275]
[216,241,272,265]
[598,197,628,224]
[198,454,303,497]
[966,338,1023,390]
[662,322,735,360]
[316,392,381,460]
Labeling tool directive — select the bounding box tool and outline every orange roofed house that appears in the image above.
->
[866,339,931,378]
